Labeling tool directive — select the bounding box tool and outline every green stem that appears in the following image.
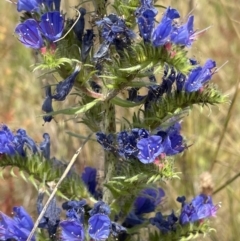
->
[213,172,240,195]
[102,101,116,205]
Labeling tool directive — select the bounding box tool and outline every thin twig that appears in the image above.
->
[213,172,240,195]
[26,133,93,241]
[54,8,81,43]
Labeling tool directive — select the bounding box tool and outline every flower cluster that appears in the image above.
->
[0,206,35,240]
[17,0,61,12]
[136,2,204,48]
[15,11,64,50]
[177,194,219,225]
[0,184,218,240]
[0,0,224,239]
[96,14,135,44]
[0,124,49,157]
[0,197,126,240]
[96,122,185,164]
[42,65,81,123]
[149,194,219,233]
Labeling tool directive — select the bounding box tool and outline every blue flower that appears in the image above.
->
[0,208,35,241]
[62,200,86,223]
[40,11,64,42]
[96,14,135,43]
[16,129,38,154]
[15,19,44,49]
[37,192,61,237]
[152,7,180,47]
[88,214,111,241]
[13,206,34,231]
[137,135,165,164]
[89,201,111,216]
[52,65,81,101]
[17,0,39,12]
[171,15,195,47]
[39,133,51,159]
[175,58,198,91]
[81,167,97,196]
[0,125,15,155]
[136,0,158,42]
[96,132,115,152]
[177,194,219,225]
[42,86,53,123]
[156,122,185,156]
[117,131,138,159]
[134,188,165,215]
[117,128,149,159]
[184,59,216,92]
[135,0,158,16]
[150,211,178,233]
[60,220,84,241]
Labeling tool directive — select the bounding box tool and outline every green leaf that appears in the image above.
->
[20,170,28,182]
[110,96,146,108]
[10,167,17,177]
[42,99,101,116]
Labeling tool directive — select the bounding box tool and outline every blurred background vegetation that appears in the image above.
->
[0,0,240,240]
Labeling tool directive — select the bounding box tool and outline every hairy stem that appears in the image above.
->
[102,101,116,205]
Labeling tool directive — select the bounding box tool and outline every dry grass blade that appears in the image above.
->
[26,133,93,241]
[210,78,240,172]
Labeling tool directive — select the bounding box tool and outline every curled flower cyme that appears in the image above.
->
[0,125,15,155]
[89,201,111,216]
[136,0,158,42]
[62,199,86,223]
[96,14,135,43]
[150,211,178,233]
[96,132,115,152]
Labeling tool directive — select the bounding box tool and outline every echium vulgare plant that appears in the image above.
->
[0,0,226,240]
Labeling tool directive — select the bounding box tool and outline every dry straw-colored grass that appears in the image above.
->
[0,0,240,240]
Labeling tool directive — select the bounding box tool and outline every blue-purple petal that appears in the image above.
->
[88,214,111,240]
[15,19,44,49]
[40,11,64,42]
